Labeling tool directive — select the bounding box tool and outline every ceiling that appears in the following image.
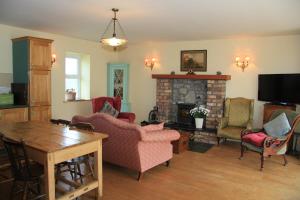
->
[0,0,300,43]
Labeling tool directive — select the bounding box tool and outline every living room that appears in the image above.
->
[0,0,300,200]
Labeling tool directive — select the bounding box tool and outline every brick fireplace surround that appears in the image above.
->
[152,74,231,129]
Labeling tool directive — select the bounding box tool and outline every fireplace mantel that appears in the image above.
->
[152,74,231,80]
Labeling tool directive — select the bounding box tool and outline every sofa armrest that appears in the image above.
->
[141,122,165,132]
[218,117,229,129]
[141,130,180,142]
[118,112,136,123]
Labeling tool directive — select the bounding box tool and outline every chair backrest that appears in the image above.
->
[50,119,71,126]
[0,135,32,180]
[91,96,121,113]
[224,97,254,127]
[69,122,95,132]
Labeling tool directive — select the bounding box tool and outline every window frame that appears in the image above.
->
[65,55,81,99]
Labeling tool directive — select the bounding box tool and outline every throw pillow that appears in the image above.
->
[99,101,119,118]
[142,122,165,132]
[263,112,291,138]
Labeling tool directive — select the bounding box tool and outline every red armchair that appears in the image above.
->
[92,96,136,123]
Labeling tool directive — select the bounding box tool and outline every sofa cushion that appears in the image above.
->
[263,112,291,138]
[242,132,267,147]
[228,99,250,127]
[99,101,119,117]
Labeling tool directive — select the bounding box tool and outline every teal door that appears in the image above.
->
[107,63,130,112]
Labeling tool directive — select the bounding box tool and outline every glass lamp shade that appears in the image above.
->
[100,37,127,47]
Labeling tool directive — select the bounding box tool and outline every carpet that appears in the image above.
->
[189,141,214,153]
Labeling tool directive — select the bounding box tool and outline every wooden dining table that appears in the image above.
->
[0,121,108,200]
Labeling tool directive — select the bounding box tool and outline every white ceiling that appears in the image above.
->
[0,0,300,43]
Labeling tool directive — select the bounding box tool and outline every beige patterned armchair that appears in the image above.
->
[217,97,254,144]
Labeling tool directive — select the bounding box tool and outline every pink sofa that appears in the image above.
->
[71,113,180,180]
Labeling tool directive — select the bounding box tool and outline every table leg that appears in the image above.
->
[94,141,103,200]
[45,153,55,200]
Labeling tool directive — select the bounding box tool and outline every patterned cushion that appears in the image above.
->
[263,113,291,138]
[242,132,267,147]
[141,123,165,132]
[99,101,119,117]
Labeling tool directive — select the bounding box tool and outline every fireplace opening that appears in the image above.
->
[177,103,195,128]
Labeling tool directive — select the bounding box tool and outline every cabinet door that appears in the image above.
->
[0,108,28,122]
[29,106,51,121]
[29,70,51,106]
[30,39,52,70]
[107,63,130,112]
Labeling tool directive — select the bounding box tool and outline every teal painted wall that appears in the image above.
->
[13,40,28,83]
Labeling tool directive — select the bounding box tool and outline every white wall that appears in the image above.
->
[118,35,300,128]
[1,23,299,126]
[0,24,118,120]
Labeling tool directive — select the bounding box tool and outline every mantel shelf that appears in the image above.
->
[152,74,231,80]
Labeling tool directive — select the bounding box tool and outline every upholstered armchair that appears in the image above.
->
[92,96,136,123]
[217,97,254,144]
[240,110,300,170]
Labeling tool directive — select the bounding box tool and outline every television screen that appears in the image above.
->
[258,74,300,104]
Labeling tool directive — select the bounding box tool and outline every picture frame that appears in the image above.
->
[180,50,207,72]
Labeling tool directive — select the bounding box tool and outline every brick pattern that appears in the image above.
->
[206,80,226,129]
[156,79,173,121]
[156,79,226,129]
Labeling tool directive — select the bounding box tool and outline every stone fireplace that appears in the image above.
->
[153,74,230,129]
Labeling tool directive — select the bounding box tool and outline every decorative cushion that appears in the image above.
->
[99,101,119,118]
[242,132,268,147]
[263,113,291,138]
[142,123,165,132]
[228,99,250,127]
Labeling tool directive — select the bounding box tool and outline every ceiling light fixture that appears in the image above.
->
[100,8,127,50]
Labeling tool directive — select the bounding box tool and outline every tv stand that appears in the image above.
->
[263,103,296,123]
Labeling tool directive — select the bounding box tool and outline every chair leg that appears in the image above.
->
[166,160,170,167]
[260,153,264,171]
[86,159,95,178]
[283,155,288,166]
[76,163,83,184]
[9,180,16,200]
[217,137,220,146]
[137,172,143,181]
[239,144,244,160]
[22,182,28,200]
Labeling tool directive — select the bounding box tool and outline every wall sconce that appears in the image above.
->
[145,58,157,70]
[235,56,250,72]
[51,54,56,66]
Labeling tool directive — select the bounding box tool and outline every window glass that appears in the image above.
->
[65,58,79,75]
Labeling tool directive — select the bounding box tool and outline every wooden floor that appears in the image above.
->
[1,142,300,200]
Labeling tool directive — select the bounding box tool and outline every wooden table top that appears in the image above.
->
[0,121,108,153]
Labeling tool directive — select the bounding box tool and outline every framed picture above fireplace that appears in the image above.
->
[180,50,207,72]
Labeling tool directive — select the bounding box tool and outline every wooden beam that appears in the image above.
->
[152,74,231,80]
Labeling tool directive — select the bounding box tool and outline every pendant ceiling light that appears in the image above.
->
[100,8,127,49]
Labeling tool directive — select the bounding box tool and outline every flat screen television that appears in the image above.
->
[258,74,300,104]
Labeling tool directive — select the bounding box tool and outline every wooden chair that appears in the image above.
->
[68,122,95,183]
[0,135,45,200]
[240,110,300,170]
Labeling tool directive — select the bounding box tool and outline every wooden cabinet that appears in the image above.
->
[12,36,53,122]
[171,132,190,154]
[29,38,52,70]
[0,108,28,122]
[263,103,296,123]
[30,106,51,121]
[29,70,51,106]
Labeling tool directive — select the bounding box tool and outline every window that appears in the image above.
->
[64,52,90,101]
[65,56,81,99]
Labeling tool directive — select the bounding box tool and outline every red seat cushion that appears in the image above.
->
[242,132,267,147]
